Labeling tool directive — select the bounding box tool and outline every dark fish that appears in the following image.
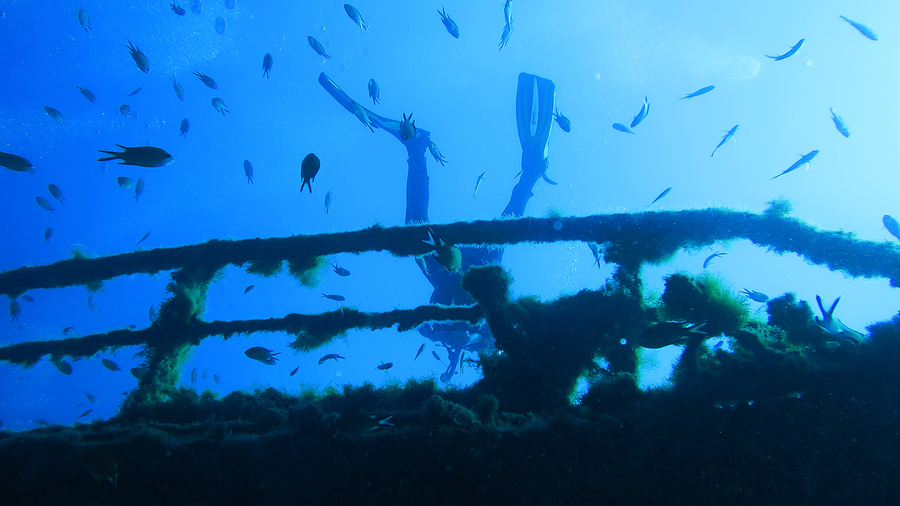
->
[710,125,739,157]
[44,106,65,125]
[82,448,118,488]
[98,145,174,167]
[44,227,53,243]
[63,326,74,335]
[243,159,253,183]
[422,228,462,272]
[290,366,299,376]
[213,374,222,384]
[399,112,416,140]
[136,230,152,245]
[171,77,185,101]
[179,118,190,137]
[771,150,819,180]
[324,191,332,213]
[245,346,280,365]
[194,71,218,89]
[244,284,255,293]
[76,85,97,103]
[130,367,148,379]
[649,187,672,206]
[612,123,634,134]
[766,38,804,61]
[126,87,142,97]
[54,359,73,375]
[703,251,726,269]
[84,392,97,404]
[414,343,425,360]
[335,412,393,435]
[839,16,877,41]
[553,108,571,132]
[367,78,380,105]
[473,172,485,198]
[640,322,707,349]
[214,16,226,34]
[119,104,131,116]
[344,4,367,32]
[35,419,51,426]
[10,300,20,321]
[170,3,186,15]
[332,263,350,276]
[630,96,650,128]
[829,108,850,138]
[21,295,34,303]
[262,53,273,78]
[499,21,511,50]
[48,184,65,202]
[431,351,443,363]
[101,359,122,371]
[318,353,345,365]
[300,153,320,193]
[126,40,150,73]
[190,367,197,384]
[376,362,393,371]
[212,97,229,115]
[307,36,331,59]
[740,289,769,303]
[117,177,133,189]
[679,85,714,100]
[134,177,145,202]
[191,0,201,15]
[36,196,58,214]
[322,294,345,301]
[0,151,34,173]
[437,7,459,38]
[77,9,91,30]
[77,409,93,419]
[883,215,900,241]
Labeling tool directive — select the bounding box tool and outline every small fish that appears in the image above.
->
[45,228,53,243]
[130,367,148,379]
[36,196,58,214]
[740,289,769,303]
[415,256,430,276]
[553,108,571,133]
[98,145,174,167]
[771,150,819,180]
[630,96,650,128]
[300,153,320,193]
[612,123,634,134]
[136,230,152,245]
[170,3,186,15]
[766,38,804,61]
[213,374,222,385]
[48,184,65,202]
[343,4,367,32]
[119,104,131,117]
[101,359,122,371]
[307,36,331,59]
[332,263,350,276]
[839,16,877,41]
[126,40,150,73]
[244,285,255,294]
[77,409,93,420]
[0,151,34,173]
[422,228,462,273]
[679,85,715,100]
[10,300,20,321]
[815,295,866,345]
[438,7,459,38]
[126,87,141,97]
[76,86,97,103]
[35,419,51,427]
[44,106,65,125]
[82,447,118,488]
[148,304,157,323]
[211,97,228,115]
[322,294,345,301]
[63,326,74,335]
[414,343,426,360]
[649,187,672,206]
[883,215,900,241]
[324,191,333,213]
[290,366,299,376]
[587,242,602,267]
[399,112,416,140]
[194,71,218,89]
[244,346,280,365]
[87,293,98,312]
[263,53,273,78]
[473,172,486,199]
[504,0,513,26]
[428,142,448,166]
[134,177,145,202]
[335,412,393,435]
[703,251,726,269]
[54,359,73,375]
[376,362,393,371]
[431,351,444,364]
[367,78,380,105]
[498,22,512,50]
[77,9,91,31]
[179,118,190,138]
[318,354,346,365]
[21,295,34,303]
[171,77,185,101]
[829,108,850,138]
[214,16,226,35]
[710,125,739,157]
[353,103,375,133]
[640,322,707,349]
[190,367,197,384]
[117,177,133,189]
[84,392,97,404]
[243,159,253,183]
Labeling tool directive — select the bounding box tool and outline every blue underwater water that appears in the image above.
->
[0,0,899,436]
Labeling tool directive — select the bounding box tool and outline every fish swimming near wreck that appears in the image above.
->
[98,145,174,167]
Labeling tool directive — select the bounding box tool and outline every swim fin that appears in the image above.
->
[504,72,555,217]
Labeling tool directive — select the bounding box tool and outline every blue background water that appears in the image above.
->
[0,0,897,430]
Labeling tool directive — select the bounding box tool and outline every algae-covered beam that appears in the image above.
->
[0,304,483,367]
[3,209,900,297]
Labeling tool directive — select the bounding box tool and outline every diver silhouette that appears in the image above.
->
[319,72,557,381]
